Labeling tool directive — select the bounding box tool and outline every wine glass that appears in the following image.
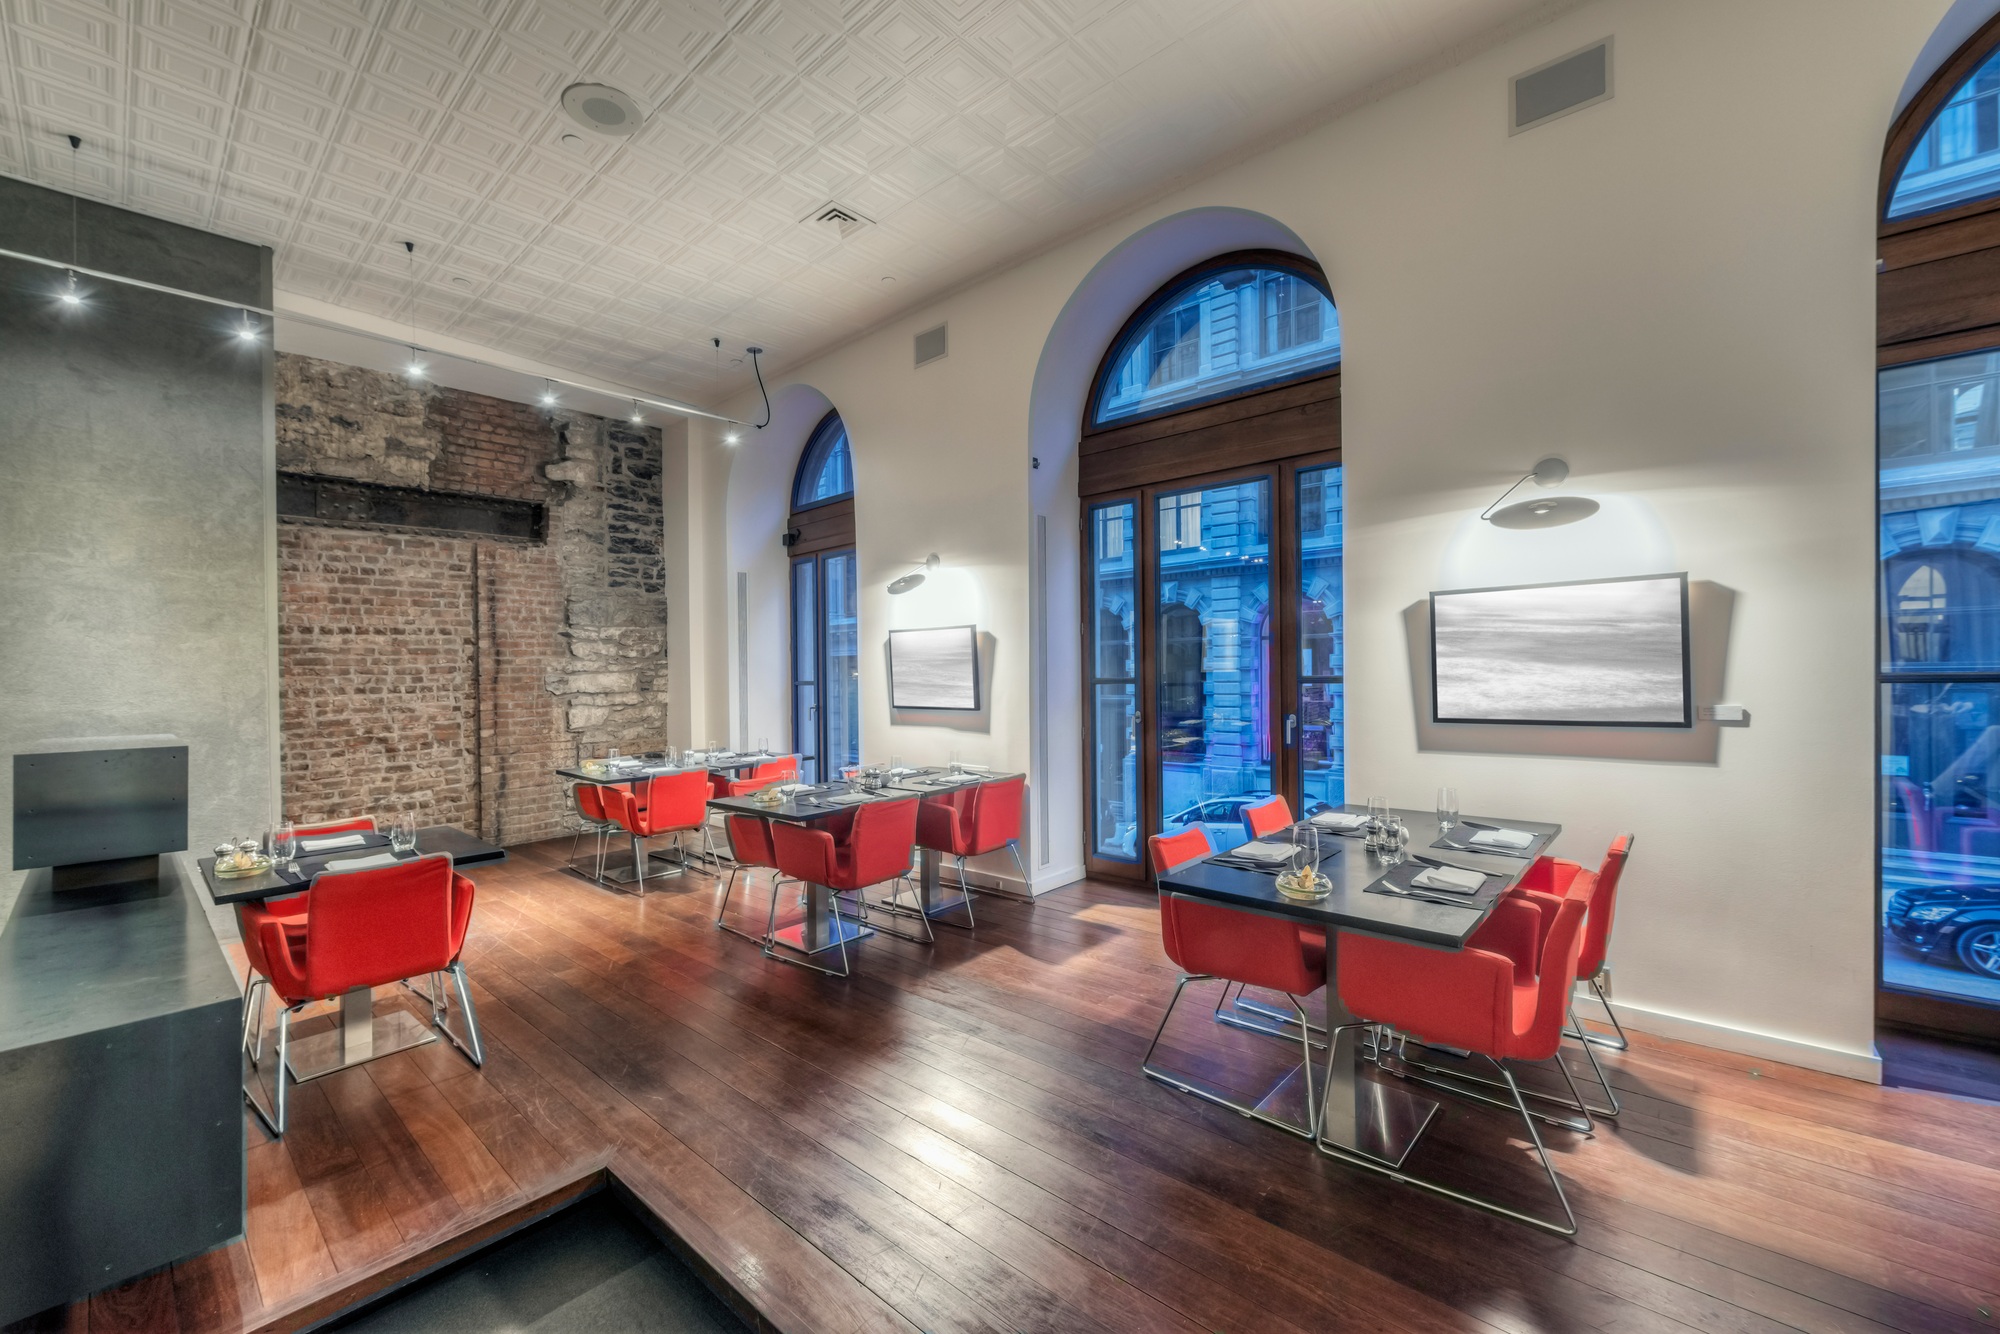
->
[1435,787,1458,834]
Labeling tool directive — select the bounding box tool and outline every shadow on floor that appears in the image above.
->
[326,1189,746,1334]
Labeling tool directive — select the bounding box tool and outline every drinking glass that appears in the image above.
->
[949,749,964,775]
[391,811,418,855]
[890,753,903,774]
[270,820,296,871]
[757,736,769,757]
[1435,787,1458,834]
[1381,816,1409,866]
[1365,795,1388,851]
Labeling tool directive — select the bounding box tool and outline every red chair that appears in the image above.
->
[242,853,481,1135]
[238,815,380,1063]
[1144,830,1327,1138]
[602,770,713,893]
[1239,795,1293,843]
[1506,835,1633,1053]
[1326,872,1597,1234]
[716,813,787,944]
[717,756,799,799]
[913,775,1027,928]
[567,784,618,882]
[768,798,920,976]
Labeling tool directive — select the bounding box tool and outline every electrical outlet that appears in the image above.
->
[1595,965,1612,999]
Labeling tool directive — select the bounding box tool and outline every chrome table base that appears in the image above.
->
[284,991,437,1083]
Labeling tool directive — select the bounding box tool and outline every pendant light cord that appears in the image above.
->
[747,346,771,429]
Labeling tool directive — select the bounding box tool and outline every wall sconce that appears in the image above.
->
[888,553,941,595]
[1480,457,1600,529]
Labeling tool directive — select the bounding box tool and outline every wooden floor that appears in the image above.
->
[29,838,2000,1333]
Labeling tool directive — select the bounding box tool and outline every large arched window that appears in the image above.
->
[1088,255,1340,427]
[1079,249,1342,879]
[788,409,858,783]
[792,411,853,510]
[1878,13,2000,1035]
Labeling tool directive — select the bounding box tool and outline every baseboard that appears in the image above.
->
[1573,988,1883,1083]
[954,859,1084,899]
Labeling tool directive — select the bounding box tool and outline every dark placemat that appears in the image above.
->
[1208,838,1341,875]
[1364,859,1501,907]
[1430,822,1536,858]
[292,830,390,856]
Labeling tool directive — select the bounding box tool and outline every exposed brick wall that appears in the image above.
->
[275,353,667,846]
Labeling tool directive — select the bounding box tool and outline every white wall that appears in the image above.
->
[692,0,1953,1076]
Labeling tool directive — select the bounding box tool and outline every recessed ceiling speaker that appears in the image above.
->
[1510,38,1612,134]
[561,83,644,137]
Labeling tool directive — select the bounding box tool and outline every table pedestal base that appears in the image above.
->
[871,848,970,925]
[286,991,436,1083]
[769,882,876,956]
[1317,1024,1439,1169]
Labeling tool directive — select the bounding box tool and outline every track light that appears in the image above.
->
[630,399,644,423]
[725,432,740,445]
[57,270,82,307]
[540,379,558,408]
[405,344,425,380]
[236,311,259,342]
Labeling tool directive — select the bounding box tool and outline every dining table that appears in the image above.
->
[882,767,1023,922]
[198,825,506,1082]
[1155,804,1559,1168]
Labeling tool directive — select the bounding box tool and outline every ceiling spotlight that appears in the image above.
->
[725,432,740,445]
[561,82,645,137]
[630,399,644,423]
[888,553,942,595]
[405,345,425,380]
[235,311,260,341]
[57,270,82,307]
[1480,457,1600,530]
[540,379,558,408]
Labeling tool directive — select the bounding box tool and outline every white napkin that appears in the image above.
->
[323,851,400,873]
[822,791,871,806]
[888,766,918,776]
[298,832,367,852]
[1311,811,1369,831]
[1413,865,1486,894]
[1228,841,1296,864]
[1467,827,1534,850]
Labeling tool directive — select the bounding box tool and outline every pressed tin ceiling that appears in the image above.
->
[0,0,1560,404]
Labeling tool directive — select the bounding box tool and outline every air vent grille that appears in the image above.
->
[806,202,873,238]
[1510,38,1612,134]
[914,324,947,368]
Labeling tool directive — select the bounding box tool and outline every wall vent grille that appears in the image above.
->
[1510,38,1612,134]
[914,323,948,368]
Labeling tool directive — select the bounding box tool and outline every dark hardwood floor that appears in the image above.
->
[29,838,2000,1333]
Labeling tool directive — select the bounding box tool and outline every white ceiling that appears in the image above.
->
[0,0,1556,404]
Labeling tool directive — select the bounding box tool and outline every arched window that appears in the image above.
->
[1890,44,2000,219]
[792,411,852,510]
[1087,255,1340,428]
[1896,565,1949,663]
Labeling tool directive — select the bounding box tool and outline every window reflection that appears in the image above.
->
[1089,501,1138,861]
[793,413,853,510]
[1298,465,1343,811]
[1093,266,1340,427]
[1890,47,2000,218]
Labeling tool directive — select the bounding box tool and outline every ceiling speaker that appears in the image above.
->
[1510,39,1612,134]
[561,83,644,137]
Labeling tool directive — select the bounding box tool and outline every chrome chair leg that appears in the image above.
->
[866,876,936,944]
[1382,1034,1598,1133]
[1567,1010,1622,1117]
[716,866,781,945]
[241,975,267,1067]
[1581,976,1630,1051]
[759,883,854,977]
[1313,1029,1578,1237]
[244,1005,295,1137]
[1141,976,1320,1140]
[429,960,484,1067]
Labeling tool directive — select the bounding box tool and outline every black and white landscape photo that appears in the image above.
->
[1431,575,1690,726]
[889,626,981,710]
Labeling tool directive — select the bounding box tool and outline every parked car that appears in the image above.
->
[1885,884,2000,978]
[1164,794,1277,852]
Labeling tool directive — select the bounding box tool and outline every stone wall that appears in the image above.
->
[275,353,667,845]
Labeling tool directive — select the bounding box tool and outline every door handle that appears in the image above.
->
[1285,713,1297,747]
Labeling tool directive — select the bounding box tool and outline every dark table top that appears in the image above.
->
[708,769,1024,824]
[557,753,776,785]
[197,825,506,906]
[1157,806,1560,951]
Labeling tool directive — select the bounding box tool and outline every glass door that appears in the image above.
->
[1153,476,1273,855]
[791,549,860,784]
[1087,500,1140,862]
[1294,464,1344,811]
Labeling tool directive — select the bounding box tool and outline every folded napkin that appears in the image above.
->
[1467,827,1534,850]
[1226,841,1296,864]
[768,783,808,796]
[323,851,400,873]
[298,832,367,852]
[888,766,919,776]
[1412,865,1486,894]
[821,791,871,806]
[1311,811,1369,830]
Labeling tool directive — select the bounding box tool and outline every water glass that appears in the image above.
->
[391,811,418,855]
[890,753,903,774]
[1364,795,1388,851]
[949,749,964,775]
[269,819,296,870]
[1435,787,1458,833]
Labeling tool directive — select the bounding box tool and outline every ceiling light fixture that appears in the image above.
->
[540,379,558,408]
[1480,457,1600,529]
[725,432,740,445]
[235,310,259,341]
[60,134,84,310]
[747,345,770,429]
[560,83,645,137]
[888,553,941,595]
[401,240,426,381]
[58,270,82,307]
[630,399,644,424]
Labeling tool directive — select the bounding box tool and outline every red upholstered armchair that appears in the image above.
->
[1143,829,1328,1138]
[567,784,619,882]
[1505,835,1633,1053]
[243,853,482,1136]
[1326,873,1596,1234]
[716,813,786,945]
[768,797,920,976]
[913,775,1027,927]
[1239,795,1293,843]
[602,770,714,892]
[717,756,799,798]
[237,814,380,1063]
